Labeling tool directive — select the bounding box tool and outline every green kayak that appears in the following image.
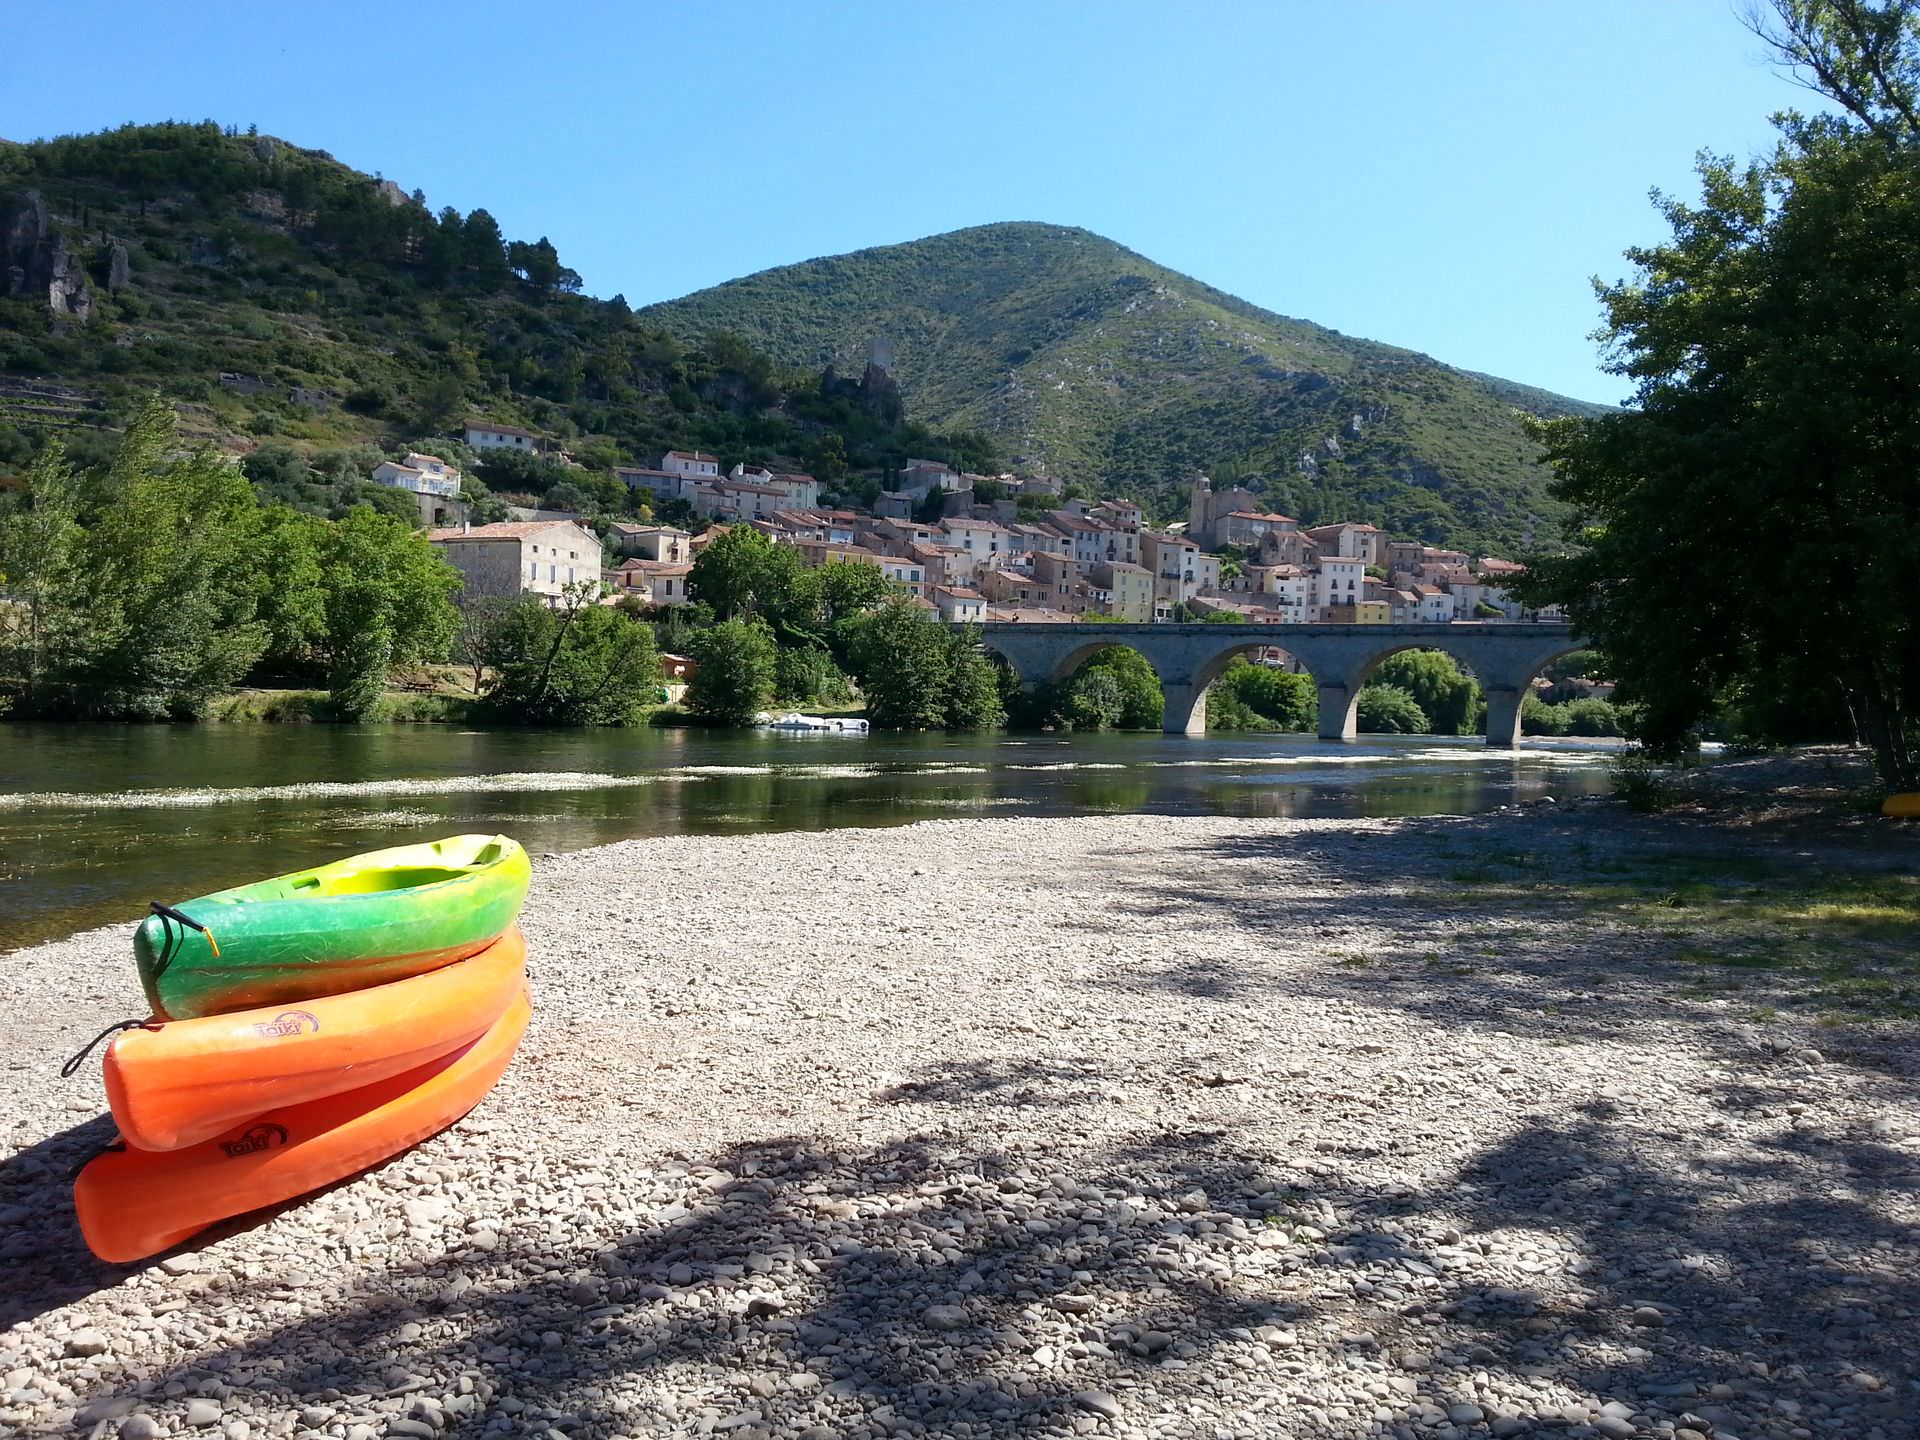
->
[133,834,531,1020]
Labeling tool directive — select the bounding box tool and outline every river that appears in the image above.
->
[0,722,1621,951]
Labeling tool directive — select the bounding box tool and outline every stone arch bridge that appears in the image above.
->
[979,622,1584,745]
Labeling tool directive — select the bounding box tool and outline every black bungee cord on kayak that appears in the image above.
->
[59,1018,152,1078]
[57,900,215,1077]
[146,900,220,978]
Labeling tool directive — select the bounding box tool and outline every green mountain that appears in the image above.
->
[0,125,1597,552]
[0,123,996,518]
[642,223,1607,551]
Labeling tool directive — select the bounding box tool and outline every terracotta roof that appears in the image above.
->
[1225,510,1297,524]
[429,521,596,542]
[1047,513,1103,534]
[664,450,717,463]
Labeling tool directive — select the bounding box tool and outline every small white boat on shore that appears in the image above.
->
[755,712,869,735]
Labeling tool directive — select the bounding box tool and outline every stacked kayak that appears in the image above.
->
[1884,794,1920,819]
[73,835,532,1263]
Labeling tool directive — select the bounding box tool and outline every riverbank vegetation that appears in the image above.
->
[0,400,461,720]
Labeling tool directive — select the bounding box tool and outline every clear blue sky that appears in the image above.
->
[2,1,1811,404]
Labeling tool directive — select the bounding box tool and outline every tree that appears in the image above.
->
[684,618,778,725]
[848,598,949,729]
[1563,696,1626,737]
[1073,648,1164,729]
[814,559,889,626]
[941,625,1006,729]
[1521,693,1569,737]
[0,402,269,717]
[252,506,327,666]
[318,506,462,717]
[774,645,850,706]
[482,584,663,725]
[1356,684,1431,735]
[1371,650,1481,735]
[508,236,563,291]
[805,432,849,481]
[1206,658,1316,731]
[413,373,466,434]
[1067,669,1125,731]
[846,598,1003,730]
[453,595,514,694]
[459,209,511,287]
[1518,0,1920,787]
[687,525,810,631]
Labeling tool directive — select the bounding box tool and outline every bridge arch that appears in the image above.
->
[977,622,1584,745]
[1167,638,1321,736]
[1315,635,1591,746]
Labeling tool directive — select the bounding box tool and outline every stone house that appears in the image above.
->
[1315,555,1366,616]
[604,558,691,606]
[371,453,467,527]
[429,520,602,604]
[661,450,720,480]
[463,421,542,454]
[607,523,691,563]
[932,586,988,624]
[1087,561,1154,623]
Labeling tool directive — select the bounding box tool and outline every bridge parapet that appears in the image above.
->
[977,622,1584,744]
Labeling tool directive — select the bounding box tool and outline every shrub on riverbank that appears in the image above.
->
[1356,684,1431,734]
[847,598,1003,730]
[1371,650,1480,735]
[1207,659,1317,732]
[0,401,461,722]
[684,619,779,726]
[1523,693,1627,737]
[204,689,479,724]
[477,585,664,726]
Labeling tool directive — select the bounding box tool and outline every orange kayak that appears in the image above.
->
[103,928,528,1152]
[75,987,531,1264]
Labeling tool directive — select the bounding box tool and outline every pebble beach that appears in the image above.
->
[3,794,1918,1440]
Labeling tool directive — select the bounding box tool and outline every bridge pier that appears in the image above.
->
[1483,686,1525,749]
[1161,681,1208,736]
[1316,683,1357,742]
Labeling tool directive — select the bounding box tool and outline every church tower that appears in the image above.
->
[1187,473,1214,545]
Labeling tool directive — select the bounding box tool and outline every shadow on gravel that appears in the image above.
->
[75,1111,1918,1440]
[1101,809,1920,1080]
[878,1059,1113,1109]
[0,1112,131,1327]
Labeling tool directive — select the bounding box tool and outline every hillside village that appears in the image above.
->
[389,421,1563,631]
